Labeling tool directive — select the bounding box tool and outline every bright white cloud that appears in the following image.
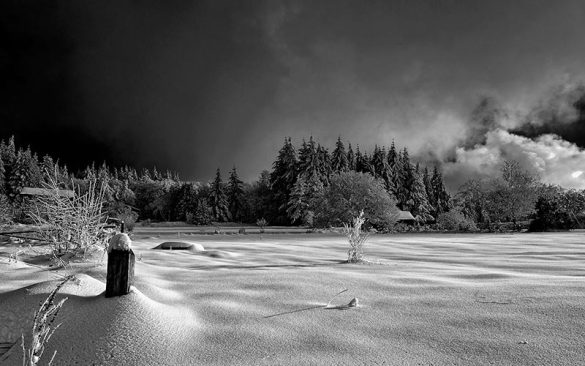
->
[444,129,585,190]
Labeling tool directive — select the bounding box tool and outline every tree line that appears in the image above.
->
[268,137,450,226]
[0,135,450,228]
[1,134,582,231]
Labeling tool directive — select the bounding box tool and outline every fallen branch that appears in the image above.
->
[263,289,359,318]
[325,289,348,308]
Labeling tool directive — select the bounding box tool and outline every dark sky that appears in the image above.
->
[2,0,585,188]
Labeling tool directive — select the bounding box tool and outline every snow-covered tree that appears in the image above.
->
[286,172,323,225]
[209,168,230,222]
[411,164,434,222]
[331,137,349,172]
[431,166,451,216]
[228,166,245,222]
[347,143,356,171]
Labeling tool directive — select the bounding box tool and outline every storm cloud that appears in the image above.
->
[440,81,585,191]
[2,0,585,185]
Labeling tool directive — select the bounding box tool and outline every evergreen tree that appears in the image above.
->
[331,137,349,172]
[431,166,451,216]
[395,148,415,210]
[370,145,385,179]
[316,144,331,185]
[174,182,198,220]
[228,166,245,221]
[248,170,277,224]
[286,176,308,224]
[129,168,138,181]
[361,152,375,176]
[381,147,393,193]
[84,163,97,180]
[0,140,5,163]
[1,137,16,194]
[28,151,42,187]
[190,198,213,225]
[97,162,113,199]
[423,166,433,209]
[120,166,137,181]
[98,162,110,181]
[411,165,433,222]
[41,154,56,182]
[1,136,17,166]
[7,149,29,199]
[270,138,298,221]
[209,168,230,221]
[386,141,399,197]
[131,167,138,181]
[347,143,356,171]
[0,155,4,194]
[286,172,323,225]
[119,179,136,205]
[355,146,366,173]
[298,137,318,178]
[140,168,152,182]
[152,166,162,181]
[118,166,128,180]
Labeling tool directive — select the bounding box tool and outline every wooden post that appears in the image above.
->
[105,233,134,298]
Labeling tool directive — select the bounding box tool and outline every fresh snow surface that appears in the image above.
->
[1,232,584,365]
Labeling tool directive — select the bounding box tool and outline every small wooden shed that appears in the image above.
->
[396,210,416,223]
[20,187,75,198]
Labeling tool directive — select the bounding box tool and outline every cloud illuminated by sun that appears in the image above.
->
[444,130,585,190]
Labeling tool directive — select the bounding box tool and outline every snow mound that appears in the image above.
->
[153,241,205,252]
[201,250,238,258]
[0,275,197,365]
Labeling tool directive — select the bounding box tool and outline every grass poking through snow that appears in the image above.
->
[22,275,74,366]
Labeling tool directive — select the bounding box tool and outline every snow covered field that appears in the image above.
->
[1,231,584,365]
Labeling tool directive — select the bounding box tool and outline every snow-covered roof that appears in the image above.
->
[397,210,416,221]
[20,187,75,198]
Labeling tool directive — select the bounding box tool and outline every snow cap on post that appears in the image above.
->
[108,233,132,252]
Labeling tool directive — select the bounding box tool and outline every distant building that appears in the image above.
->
[20,187,75,198]
[396,210,416,223]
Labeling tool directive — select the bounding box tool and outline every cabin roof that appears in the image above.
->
[397,210,416,221]
[20,187,75,198]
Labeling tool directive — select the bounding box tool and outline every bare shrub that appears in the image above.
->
[343,210,369,263]
[22,275,73,366]
[256,217,267,233]
[28,175,109,257]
